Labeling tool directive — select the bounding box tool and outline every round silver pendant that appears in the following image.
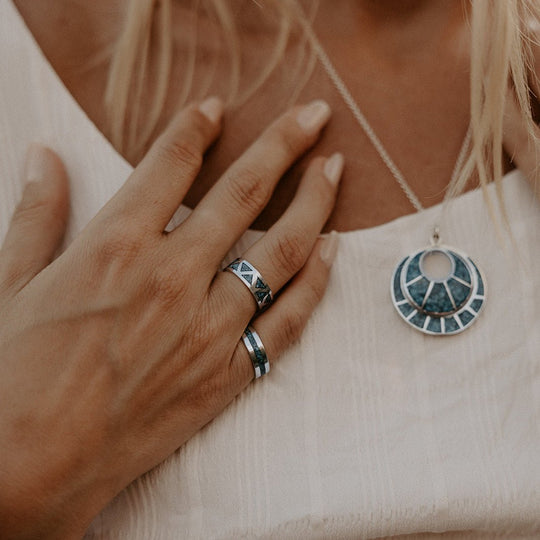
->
[390,245,486,335]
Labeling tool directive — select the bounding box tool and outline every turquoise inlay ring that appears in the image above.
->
[242,325,270,379]
[225,258,273,311]
[391,245,486,335]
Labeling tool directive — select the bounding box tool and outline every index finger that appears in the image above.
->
[102,98,223,231]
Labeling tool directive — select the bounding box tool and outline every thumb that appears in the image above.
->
[0,144,69,296]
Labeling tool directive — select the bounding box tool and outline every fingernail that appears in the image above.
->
[297,100,331,134]
[199,96,223,124]
[25,143,55,184]
[324,152,344,186]
[320,230,339,266]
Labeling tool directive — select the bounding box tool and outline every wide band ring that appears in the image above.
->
[242,325,270,379]
[225,258,273,311]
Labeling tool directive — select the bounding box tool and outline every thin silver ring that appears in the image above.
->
[225,258,273,311]
[242,325,270,379]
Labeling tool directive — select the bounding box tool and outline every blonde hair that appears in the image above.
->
[105,0,540,219]
[463,0,539,225]
[105,0,311,159]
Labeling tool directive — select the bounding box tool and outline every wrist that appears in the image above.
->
[0,446,119,539]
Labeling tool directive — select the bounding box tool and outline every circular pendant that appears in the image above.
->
[391,245,486,335]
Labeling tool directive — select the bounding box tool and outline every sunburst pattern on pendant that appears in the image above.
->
[391,246,486,335]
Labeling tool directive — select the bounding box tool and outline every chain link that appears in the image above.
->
[298,15,471,214]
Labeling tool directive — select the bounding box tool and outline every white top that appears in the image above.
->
[1,2,540,538]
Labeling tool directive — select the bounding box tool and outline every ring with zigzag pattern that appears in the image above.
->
[225,258,273,311]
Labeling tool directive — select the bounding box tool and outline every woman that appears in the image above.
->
[1,0,539,538]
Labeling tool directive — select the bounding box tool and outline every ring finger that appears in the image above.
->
[225,233,339,391]
[211,152,344,324]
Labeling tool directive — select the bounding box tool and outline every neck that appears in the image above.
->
[13,0,123,65]
[312,0,469,57]
[355,0,459,20]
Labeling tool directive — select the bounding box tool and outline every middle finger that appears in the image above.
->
[174,100,332,268]
[210,152,343,326]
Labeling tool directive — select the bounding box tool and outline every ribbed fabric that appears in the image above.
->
[2,1,539,538]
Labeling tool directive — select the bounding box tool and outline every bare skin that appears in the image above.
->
[3,1,538,538]
[13,0,495,232]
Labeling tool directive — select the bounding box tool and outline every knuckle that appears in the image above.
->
[11,204,40,229]
[307,179,335,215]
[313,158,336,197]
[147,261,195,311]
[11,190,58,230]
[229,345,255,387]
[273,121,303,158]
[271,229,308,275]
[188,372,227,416]
[159,138,203,171]
[94,224,143,266]
[225,167,272,216]
[207,284,237,324]
[148,272,185,311]
[303,276,327,308]
[0,256,29,293]
[191,107,215,134]
[281,308,307,345]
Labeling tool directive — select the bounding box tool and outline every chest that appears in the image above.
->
[13,0,508,231]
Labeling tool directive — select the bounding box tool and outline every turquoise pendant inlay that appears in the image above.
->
[391,244,486,335]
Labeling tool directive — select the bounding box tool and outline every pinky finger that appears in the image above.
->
[227,231,339,391]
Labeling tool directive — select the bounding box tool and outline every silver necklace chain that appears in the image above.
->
[300,18,472,214]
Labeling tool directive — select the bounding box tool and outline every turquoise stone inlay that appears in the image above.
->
[444,316,460,333]
[391,244,486,335]
[453,256,471,284]
[399,303,415,317]
[427,317,441,333]
[227,258,273,311]
[447,278,471,308]
[406,253,422,283]
[470,298,483,312]
[245,328,268,375]
[472,261,484,296]
[423,282,454,314]
[410,311,427,328]
[393,260,406,302]
[408,276,430,307]
[477,280,484,296]
[459,310,475,326]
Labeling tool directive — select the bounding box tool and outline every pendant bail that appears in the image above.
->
[431,226,441,246]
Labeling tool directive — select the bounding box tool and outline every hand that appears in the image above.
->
[0,98,342,539]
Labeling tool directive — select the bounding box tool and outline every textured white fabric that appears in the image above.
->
[1,1,540,538]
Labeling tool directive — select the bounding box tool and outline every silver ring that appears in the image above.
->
[225,258,273,311]
[242,325,270,379]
